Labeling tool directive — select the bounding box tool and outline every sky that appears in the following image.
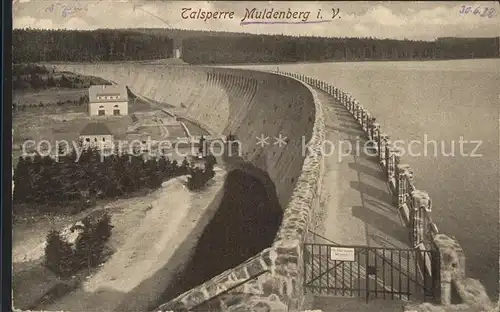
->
[12,0,500,40]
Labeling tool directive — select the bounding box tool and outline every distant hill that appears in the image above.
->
[13,28,175,63]
[13,28,500,65]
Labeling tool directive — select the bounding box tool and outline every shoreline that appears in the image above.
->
[13,57,500,67]
[204,57,500,67]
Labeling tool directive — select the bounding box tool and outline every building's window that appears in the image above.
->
[94,138,97,142]
[98,109,105,116]
[102,138,106,142]
[113,109,120,116]
[86,138,90,142]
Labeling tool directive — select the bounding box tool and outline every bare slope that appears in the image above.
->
[52,64,316,211]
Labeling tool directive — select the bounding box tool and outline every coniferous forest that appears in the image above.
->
[13,28,174,63]
[13,148,191,211]
[13,147,218,214]
[13,28,499,65]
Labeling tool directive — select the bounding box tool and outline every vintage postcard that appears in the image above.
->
[10,1,499,311]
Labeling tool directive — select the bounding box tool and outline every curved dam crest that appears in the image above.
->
[51,63,326,311]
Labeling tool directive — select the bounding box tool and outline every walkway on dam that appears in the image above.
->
[314,88,410,249]
[306,88,411,311]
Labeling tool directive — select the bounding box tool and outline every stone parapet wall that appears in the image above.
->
[277,71,494,312]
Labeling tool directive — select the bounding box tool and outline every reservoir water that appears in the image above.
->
[228,59,500,300]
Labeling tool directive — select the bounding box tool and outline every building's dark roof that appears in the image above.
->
[89,85,128,103]
[80,122,113,136]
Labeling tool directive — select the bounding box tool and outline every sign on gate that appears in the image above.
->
[330,247,355,261]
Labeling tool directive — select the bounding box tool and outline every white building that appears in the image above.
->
[79,122,114,150]
[174,48,182,59]
[88,85,128,116]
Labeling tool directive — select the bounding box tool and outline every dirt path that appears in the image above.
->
[42,167,226,312]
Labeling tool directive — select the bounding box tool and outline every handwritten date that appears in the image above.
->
[459,5,496,18]
[43,0,99,18]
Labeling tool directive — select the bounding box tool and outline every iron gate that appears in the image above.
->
[303,243,440,303]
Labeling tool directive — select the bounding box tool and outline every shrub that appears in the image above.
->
[94,212,113,243]
[178,157,190,175]
[74,219,97,271]
[187,167,206,191]
[204,155,216,179]
[186,154,217,191]
[44,212,114,277]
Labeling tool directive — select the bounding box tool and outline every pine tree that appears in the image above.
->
[170,159,179,177]
[74,213,113,271]
[179,157,189,175]
[74,217,97,271]
[145,158,161,189]
[94,212,113,243]
[204,154,216,180]
[13,157,32,203]
[47,75,56,87]
[187,167,206,191]
[44,230,75,277]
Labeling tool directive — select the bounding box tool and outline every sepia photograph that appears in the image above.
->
[9,1,500,311]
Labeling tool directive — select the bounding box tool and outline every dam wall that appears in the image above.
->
[275,72,493,312]
[52,63,326,311]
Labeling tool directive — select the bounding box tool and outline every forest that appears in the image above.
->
[13,28,174,63]
[182,36,500,64]
[13,64,110,90]
[13,28,500,64]
[13,147,217,212]
[13,149,189,208]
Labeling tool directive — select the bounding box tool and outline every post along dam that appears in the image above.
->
[51,63,495,312]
